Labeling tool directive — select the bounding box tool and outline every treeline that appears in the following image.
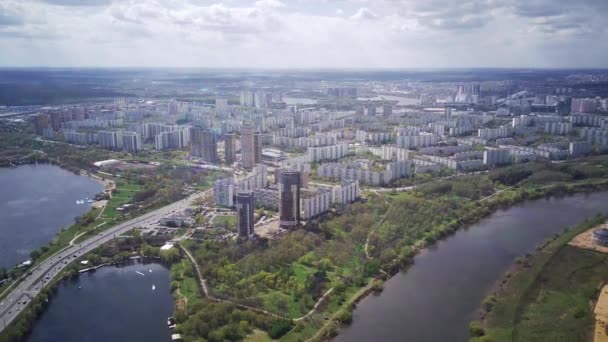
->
[175,298,292,341]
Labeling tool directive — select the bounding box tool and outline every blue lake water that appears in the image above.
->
[0,164,103,268]
[27,261,173,342]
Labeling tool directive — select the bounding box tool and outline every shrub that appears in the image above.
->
[469,321,485,337]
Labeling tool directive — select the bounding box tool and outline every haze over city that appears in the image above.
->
[1,0,608,68]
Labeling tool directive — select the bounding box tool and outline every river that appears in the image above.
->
[27,261,173,342]
[357,95,420,106]
[0,164,104,269]
[336,191,608,342]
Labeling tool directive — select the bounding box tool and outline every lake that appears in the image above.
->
[336,191,608,342]
[27,261,173,342]
[0,164,104,268]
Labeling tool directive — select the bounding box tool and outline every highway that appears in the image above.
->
[0,189,209,332]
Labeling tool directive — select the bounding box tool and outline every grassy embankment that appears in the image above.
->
[470,215,608,342]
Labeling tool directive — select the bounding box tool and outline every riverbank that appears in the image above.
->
[318,181,608,341]
[470,215,608,342]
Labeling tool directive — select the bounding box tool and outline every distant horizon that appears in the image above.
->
[1,66,608,71]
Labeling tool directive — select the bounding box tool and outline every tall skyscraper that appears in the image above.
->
[241,125,255,169]
[254,134,263,164]
[190,127,217,163]
[224,134,236,165]
[279,171,301,228]
[201,130,218,163]
[34,114,49,135]
[236,191,255,238]
[367,103,377,116]
[383,104,393,117]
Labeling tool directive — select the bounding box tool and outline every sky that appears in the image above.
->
[0,0,607,68]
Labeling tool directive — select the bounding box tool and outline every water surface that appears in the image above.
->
[0,164,103,268]
[357,95,420,106]
[336,191,608,342]
[27,261,173,342]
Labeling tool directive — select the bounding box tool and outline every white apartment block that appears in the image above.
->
[544,122,572,135]
[98,130,123,150]
[478,127,512,140]
[356,130,393,144]
[155,129,190,150]
[369,145,410,161]
[317,160,412,186]
[331,180,360,204]
[301,188,332,220]
[308,144,350,162]
[63,130,98,145]
[413,159,441,174]
[214,178,235,207]
[122,131,143,152]
[483,148,512,166]
[396,133,439,149]
[236,165,268,191]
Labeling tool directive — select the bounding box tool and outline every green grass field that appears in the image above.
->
[212,215,237,228]
[101,182,143,220]
[473,216,608,342]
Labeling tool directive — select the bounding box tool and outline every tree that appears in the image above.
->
[161,248,181,264]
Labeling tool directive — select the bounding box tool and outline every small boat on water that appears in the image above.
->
[167,317,176,329]
[76,200,85,205]
[152,284,156,290]
[87,199,94,203]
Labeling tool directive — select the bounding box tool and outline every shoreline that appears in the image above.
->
[319,183,608,342]
[469,215,608,341]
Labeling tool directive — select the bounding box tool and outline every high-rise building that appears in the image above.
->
[279,171,301,228]
[224,134,236,165]
[215,98,229,113]
[201,130,218,163]
[236,191,255,238]
[50,112,62,131]
[34,114,49,135]
[214,177,235,207]
[122,131,143,152]
[367,103,377,116]
[241,125,255,169]
[190,127,217,162]
[254,134,263,164]
[383,104,393,117]
[98,130,123,151]
[240,91,255,107]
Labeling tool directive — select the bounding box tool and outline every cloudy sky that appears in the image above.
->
[0,0,607,68]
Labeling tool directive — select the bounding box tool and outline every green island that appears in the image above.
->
[469,214,608,342]
[4,120,608,341]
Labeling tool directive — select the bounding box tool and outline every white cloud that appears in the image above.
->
[350,7,378,20]
[0,0,607,68]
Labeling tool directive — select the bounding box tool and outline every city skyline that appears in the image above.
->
[1,0,608,69]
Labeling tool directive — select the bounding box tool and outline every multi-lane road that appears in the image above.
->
[0,190,208,332]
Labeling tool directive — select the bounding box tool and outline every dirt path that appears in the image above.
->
[179,244,332,322]
[69,221,107,246]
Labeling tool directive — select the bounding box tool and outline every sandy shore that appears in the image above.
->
[568,224,608,254]
[595,285,608,342]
